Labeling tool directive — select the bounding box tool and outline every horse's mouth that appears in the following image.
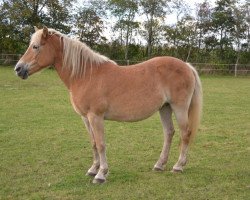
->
[21,71,29,79]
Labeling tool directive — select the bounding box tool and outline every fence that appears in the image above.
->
[1,54,249,76]
[114,60,250,76]
[190,63,250,76]
[0,54,22,65]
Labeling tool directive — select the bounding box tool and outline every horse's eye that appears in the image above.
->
[33,45,39,50]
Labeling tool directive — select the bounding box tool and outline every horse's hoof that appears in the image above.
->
[93,178,106,184]
[86,171,97,177]
[171,167,183,173]
[153,166,164,171]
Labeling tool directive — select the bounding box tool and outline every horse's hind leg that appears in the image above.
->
[153,105,175,171]
[172,105,191,172]
[82,117,100,177]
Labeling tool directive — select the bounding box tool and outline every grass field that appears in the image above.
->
[0,66,249,200]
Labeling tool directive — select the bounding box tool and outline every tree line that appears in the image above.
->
[0,0,249,65]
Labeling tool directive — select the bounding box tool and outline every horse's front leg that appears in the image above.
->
[87,113,108,184]
[82,117,100,177]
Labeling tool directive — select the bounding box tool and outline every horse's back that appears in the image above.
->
[123,56,195,88]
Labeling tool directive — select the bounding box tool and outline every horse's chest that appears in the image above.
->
[69,92,87,116]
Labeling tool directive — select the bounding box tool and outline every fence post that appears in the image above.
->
[235,64,237,77]
[234,56,239,77]
[127,60,130,66]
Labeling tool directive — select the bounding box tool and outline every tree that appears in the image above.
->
[243,1,250,53]
[108,0,139,60]
[74,6,106,47]
[0,0,74,53]
[182,16,198,62]
[164,15,197,61]
[170,0,189,23]
[141,18,165,56]
[44,0,73,33]
[211,0,236,60]
[195,0,213,49]
[166,0,190,57]
[140,0,170,57]
[230,2,248,75]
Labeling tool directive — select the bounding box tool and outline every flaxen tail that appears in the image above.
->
[186,63,203,141]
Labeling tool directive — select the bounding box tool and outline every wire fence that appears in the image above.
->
[1,54,249,76]
[114,60,250,76]
[0,54,22,65]
[188,63,250,76]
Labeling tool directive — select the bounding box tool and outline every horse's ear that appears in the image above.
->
[42,26,48,39]
[34,26,39,32]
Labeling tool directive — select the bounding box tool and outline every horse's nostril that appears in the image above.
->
[15,66,22,73]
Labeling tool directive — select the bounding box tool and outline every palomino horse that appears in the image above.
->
[15,27,202,184]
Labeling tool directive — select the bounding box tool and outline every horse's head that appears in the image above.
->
[15,26,56,79]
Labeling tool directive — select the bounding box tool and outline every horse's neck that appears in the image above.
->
[53,39,117,90]
[54,56,99,90]
[54,61,70,89]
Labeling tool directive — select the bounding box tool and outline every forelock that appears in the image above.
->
[30,28,58,45]
[30,30,43,44]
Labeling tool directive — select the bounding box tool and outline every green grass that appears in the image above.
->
[0,66,249,200]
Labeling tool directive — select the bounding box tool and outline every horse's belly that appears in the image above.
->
[105,110,156,122]
[105,109,158,122]
[104,96,165,122]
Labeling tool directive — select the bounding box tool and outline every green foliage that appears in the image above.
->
[108,0,139,59]
[198,0,249,63]
[140,0,170,57]
[0,0,74,53]
[74,6,106,46]
[0,67,250,199]
[0,0,249,64]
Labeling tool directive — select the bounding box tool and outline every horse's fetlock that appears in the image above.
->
[169,129,175,136]
[97,143,105,152]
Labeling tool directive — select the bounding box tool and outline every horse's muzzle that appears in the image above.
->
[14,63,29,80]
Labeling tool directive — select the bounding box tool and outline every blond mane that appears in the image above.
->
[62,34,114,78]
[32,28,114,78]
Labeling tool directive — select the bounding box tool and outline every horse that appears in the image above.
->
[14,26,202,184]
